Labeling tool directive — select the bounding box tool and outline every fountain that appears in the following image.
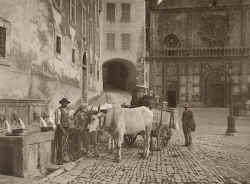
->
[0,99,55,177]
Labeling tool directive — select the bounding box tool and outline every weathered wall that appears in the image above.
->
[85,0,102,101]
[100,0,147,89]
[0,0,85,116]
[156,9,245,48]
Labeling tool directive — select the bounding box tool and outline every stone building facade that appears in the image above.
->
[147,0,250,107]
[100,0,149,91]
[0,0,101,115]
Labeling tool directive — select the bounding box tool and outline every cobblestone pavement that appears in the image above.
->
[191,108,250,184]
[36,108,250,184]
[38,134,249,184]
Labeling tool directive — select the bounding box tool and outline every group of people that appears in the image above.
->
[53,97,99,165]
[52,92,196,165]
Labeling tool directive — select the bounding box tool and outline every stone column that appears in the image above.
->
[241,60,248,103]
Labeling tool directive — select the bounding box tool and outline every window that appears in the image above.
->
[90,63,93,74]
[97,69,100,81]
[0,26,6,57]
[53,0,62,10]
[82,52,86,66]
[56,36,61,54]
[164,34,181,48]
[121,3,130,22]
[106,3,115,22]
[72,49,75,63]
[81,5,86,36]
[121,33,130,50]
[70,0,77,24]
[106,33,115,50]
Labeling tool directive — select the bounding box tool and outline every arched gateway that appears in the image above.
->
[102,59,136,91]
[205,71,227,107]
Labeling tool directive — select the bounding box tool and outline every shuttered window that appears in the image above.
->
[72,49,75,63]
[121,33,130,50]
[106,3,115,22]
[56,36,61,54]
[107,33,115,50]
[0,26,6,57]
[121,3,130,22]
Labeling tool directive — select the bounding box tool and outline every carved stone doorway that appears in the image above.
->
[205,72,226,107]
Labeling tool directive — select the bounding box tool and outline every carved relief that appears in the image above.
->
[198,12,230,47]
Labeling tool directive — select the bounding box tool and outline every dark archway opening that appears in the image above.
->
[166,82,178,108]
[103,59,136,91]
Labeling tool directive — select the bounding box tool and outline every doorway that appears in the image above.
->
[205,72,226,107]
[168,90,177,107]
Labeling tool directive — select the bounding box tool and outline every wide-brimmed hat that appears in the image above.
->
[59,98,71,104]
[184,103,190,108]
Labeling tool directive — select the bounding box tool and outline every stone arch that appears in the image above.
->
[204,70,228,107]
[102,58,136,91]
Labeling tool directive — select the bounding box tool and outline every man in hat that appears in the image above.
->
[54,97,71,165]
[73,103,90,156]
[181,103,196,146]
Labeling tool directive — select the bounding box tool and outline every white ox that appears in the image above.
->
[86,104,153,162]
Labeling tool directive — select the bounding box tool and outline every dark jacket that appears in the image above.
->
[182,110,196,130]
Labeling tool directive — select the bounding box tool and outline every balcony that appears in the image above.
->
[152,47,250,58]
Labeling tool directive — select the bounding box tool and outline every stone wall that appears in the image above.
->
[0,0,101,116]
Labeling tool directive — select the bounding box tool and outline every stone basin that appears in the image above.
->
[0,130,54,178]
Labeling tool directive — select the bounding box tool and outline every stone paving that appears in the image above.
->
[1,107,249,184]
[37,132,238,184]
[35,107,250,184]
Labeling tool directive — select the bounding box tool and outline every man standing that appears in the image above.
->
[181,103,196,146]
[73,104,89,155]
[54,98,71,165]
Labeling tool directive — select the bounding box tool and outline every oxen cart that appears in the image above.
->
[122,102,178,150]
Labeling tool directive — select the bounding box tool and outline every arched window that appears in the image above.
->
[163,34,181,48]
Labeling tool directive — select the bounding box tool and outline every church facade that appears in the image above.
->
[147,0,250,108]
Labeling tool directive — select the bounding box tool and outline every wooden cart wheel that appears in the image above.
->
[124,135,137,146]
